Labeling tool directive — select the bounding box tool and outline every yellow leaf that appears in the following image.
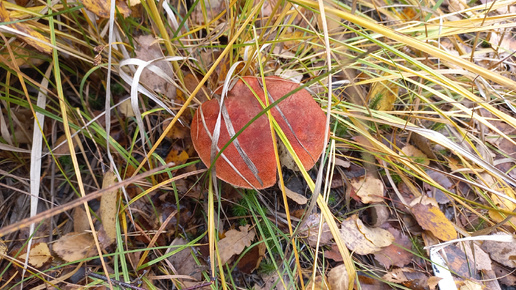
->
[368,74,398,111]
[412,203,456,241]
[165,148,189,167]
[100,171,118,245]
[0,2,52,54]
[80,0,130,18]
[401,145,430,166]
[19,243,52,268]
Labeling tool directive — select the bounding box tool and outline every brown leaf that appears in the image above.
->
[99,171,118,246]
[306,275,329,290]
[480,233,516,268]
[73,207,90,233]
[324,244,343,262]
[350,174,385,204]
[374,225,413,268]
[299,213,333,247]
[383,268,431,290]
[19,243,52,268]
[327,264,349,290]
[424,169,453,204]
[236,240,266,274]
[53,232,96,262]
[135,35,176,100]
[463,242,492,271]
[167,238,202,281]
[411,203,457,241]
[339,214,394,255]
[218,225,255,265]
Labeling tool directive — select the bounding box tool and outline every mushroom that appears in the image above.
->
[190,76,328,189]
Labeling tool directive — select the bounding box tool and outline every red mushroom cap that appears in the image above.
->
[190,76,328,189]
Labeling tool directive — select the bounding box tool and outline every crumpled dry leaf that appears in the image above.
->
[339,215,394,255]
[383,268,434,290]
[350,174,385,204]
[53,232,96,262]
[167,238,202,281]
[218,225,255,265]
[480,233,516,268]
[463,242,492,271]
[424,169,453,204]
[19,243,52,268]
[411,203,457,241]
[299,213,333,247]
[374,225,413,268]
[135,35,177,100]
[328,264,349,290]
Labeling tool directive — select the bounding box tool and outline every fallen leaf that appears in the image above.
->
[255,272,287,290]
[53,232,96,262]
[327,264,349,290]
[350,174,385,203]
[462,242,492,271]
[339,215,394,255]
[80,0,130,18]
[19,243,52,268]
[492,261,516,286]
[374,225,413,268]
[135,35,176,100]
[167,238,202,281]
[0,2,52,54]
[368,73,398,111]
[306,275,329,290]
[73,207,90,233]
[383,268,431,290]
[163,120,190,139]
[458,280,482,290]
[424,169,453,204]
[218,225,255,265]
[284,186,308,205]
[118,98,135,117]
[401,145,430,166]
[480,233,516,268]
[324,244,343,262]
[411,203,457,241]
[99,171,118,246]
[299,213,333,247]
[236,239,266,274]
[442,245,481,279]
[165,147,189,168]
